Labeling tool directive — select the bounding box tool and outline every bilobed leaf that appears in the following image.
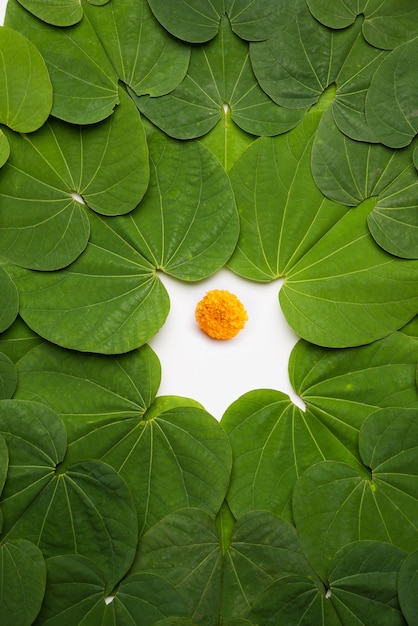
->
[7,210,170,354]
[0,265,18,333]
[35,555,188,626]
[6,0,119,124]
[134,17,302,139]
[0,400,138,589]
[0,26,52,132]
[307,0,418,49]
[292,407,418,580]
[146,0,223,42]
[366,38,418,148]
[17,0,83,26]
[312,109,418,259]
[0,352,16,399]
[0,316,44,363]
[110,125,239,280]
[328,541,407,626]
[83,0,190,97]
[0,540,46,626]
[14,341,161,442]
[397,550,418,626]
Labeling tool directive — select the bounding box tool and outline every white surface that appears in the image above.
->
[0,0,303,420]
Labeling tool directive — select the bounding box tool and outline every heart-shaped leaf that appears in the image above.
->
[307,0,418,49]
[312,109,418,259]
[0,400,138,590]
[34,555,188,626]
[0,352,16,399]
[0,25,52,132]
[7,211,170,353]
[0,87,149,271]
[293,407,418,580]
[0,265,18,333]
[0,539,46,626]
[250,1,386,142]
[134,16,303,139]
[83,0,190,97]
[6,0,119,124]
[366,38,418,148]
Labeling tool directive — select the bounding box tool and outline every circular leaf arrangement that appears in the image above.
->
[0,0,417,624]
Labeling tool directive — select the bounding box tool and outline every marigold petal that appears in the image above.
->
[195,289,248,340]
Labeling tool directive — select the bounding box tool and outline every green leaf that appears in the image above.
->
[68,404,232,534]
[0,352,16,399]
[0,432,7,529]
[83,0,190,97]
[7,211,169,353]
[6,0,119,124]
[0,400,138,589]
[328,541,407,626]
[15,341,161,441]
[398,550,418,626]
[307,0,418,49]
[366,38,418,148]
[17,0,84,26]
[35,556,188,626]
[134,17,303,139]
[0,26,52,132]
[0,316,44,363]
[312,109,418,259]
[0,130,10,168]
[110,125,239,280]
[0,539,46,626]
[292,407,418,580]
[0,265,18,333]
[146,0,223,43]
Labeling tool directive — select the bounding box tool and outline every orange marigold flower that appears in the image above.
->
[195,289,248,340]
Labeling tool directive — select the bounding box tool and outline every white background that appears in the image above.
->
[0,0,303,420]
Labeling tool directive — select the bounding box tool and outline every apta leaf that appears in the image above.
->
[0,351,16,399]
[0,25,52,132]
[0,265,18,333]
[0,316,44,363]
[397,550,418,626]
[134,16,302,139]
[83,0,190,97]
[366,38,418,148]
[17,0,84,26]
[293,407,418,580]
[0,539,46,626]
[0,130,10,167]
[7,211,170,353]
[0,400,138,589]
[34,555,187,626]
[6,0,119,124]
[307,0,418,49]
[312,109,418,259]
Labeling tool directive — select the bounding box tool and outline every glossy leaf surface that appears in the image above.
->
[0,539,46,626]
[0,26,52,132]
[293,407,418,580]
[135,17,303,139]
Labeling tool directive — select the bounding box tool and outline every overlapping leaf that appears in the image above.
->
[0,539,46,626]
[13,342,231,534]
[0,87,149,271]
[306,0,418,49]
[0,399,138,590]
[0,131,10,167]
[0,351,16,399]
[0,316,44,363]
[293,407,418,580]
[398,550,418,625]
[222,332,418,523]
[228,111,418,347]
[16,0,84,26]
[250,1,387,143]
[134,16,303,140]
[312,109,418,259]
[146,0,281,43]
[6,0,190,124]
[5,127,238,352]
[365,38,418,148]
[0,26,52,133]
[33,556,187,626]
[0,265,18,333]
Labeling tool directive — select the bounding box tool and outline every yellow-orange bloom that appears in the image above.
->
[195,289,248,340]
